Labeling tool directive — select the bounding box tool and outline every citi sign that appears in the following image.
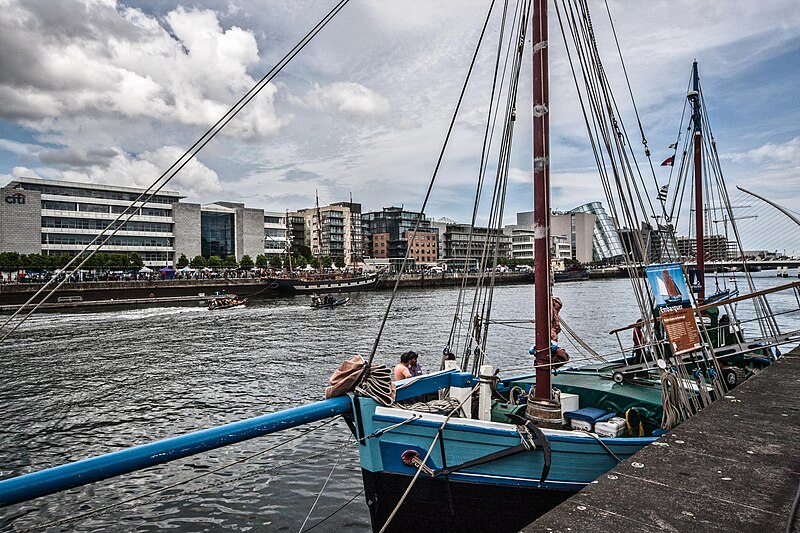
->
[5,193,25,205]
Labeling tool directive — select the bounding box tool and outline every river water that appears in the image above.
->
[0,273,796,531]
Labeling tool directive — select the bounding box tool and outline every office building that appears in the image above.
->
[437,222,510,268]
[2,177,288,266]
[2,176,181,265]
[290,202,359,265]
[362,207,438,264]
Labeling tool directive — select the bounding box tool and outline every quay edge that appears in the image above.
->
[523,345,800,533]
[0,271,541,312]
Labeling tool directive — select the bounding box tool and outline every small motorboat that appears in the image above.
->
[208,297,247,310]
[310,295,350,308]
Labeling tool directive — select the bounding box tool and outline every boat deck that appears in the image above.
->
[523,345,800,532]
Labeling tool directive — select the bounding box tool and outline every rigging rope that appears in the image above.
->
[367,0,500,366]
[377,383,481,533]
[298,436,353,533]
[0,0,352,343]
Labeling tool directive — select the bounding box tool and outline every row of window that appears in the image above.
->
[42,234,173,247]
[41,217,172,233]
[27,184,175,204]
[42,201,170,218]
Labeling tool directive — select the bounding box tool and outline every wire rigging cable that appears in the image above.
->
[0,0,352,344]
[367,0,501,365]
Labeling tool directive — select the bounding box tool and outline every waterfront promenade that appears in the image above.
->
[525,346,800,532]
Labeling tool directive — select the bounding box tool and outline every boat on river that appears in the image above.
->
[310,294,350,308]
[267,272,379,294]
[340,9,800,533]
[207,297,247,310]
[553,264,589,283]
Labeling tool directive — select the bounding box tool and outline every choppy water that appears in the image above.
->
[0,273,796,531]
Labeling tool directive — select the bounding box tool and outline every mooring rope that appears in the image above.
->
[298,436,353,532]
[300,489,364,533]
[378,383,480,533]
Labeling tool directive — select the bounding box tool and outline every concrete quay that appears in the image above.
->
[0,271,534,311]
[524,346,800,532]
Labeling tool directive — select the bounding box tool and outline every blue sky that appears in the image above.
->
[1,0,799,253]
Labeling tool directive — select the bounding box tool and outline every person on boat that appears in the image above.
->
[406,351,423,376]
[393,352,414,381]
[311,294,320,306]
[548,297,570,368]
[632,318,650,364]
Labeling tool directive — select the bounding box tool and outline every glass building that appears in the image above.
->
[201,208,235,258]
[2,176,181,265]
[568,202,625,262]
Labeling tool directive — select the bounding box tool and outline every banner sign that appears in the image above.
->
[644,262,691,310]
[686,268,703,294]
[661,308,702,355]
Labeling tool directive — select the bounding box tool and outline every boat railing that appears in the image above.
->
[607,280,799,379]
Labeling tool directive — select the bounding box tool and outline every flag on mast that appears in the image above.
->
[668,142,678,149]
[657,184,669,201]
[661,155,675,166]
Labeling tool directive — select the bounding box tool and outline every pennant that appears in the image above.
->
[657,184,668,201]
[660,155,674,167]
[668,143,678,149]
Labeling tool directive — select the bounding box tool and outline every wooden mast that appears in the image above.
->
[315,190,323,274]
[285,209,293,272]
[533,0,552,399]
[689,61,704,302]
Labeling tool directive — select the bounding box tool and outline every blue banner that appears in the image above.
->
[644,263,691,309]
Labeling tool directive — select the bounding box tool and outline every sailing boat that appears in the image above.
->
[267,193,380,294]
[1,3,798,532]
[343,5,800,533]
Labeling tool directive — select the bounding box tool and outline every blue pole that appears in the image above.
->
[0,395,352,508]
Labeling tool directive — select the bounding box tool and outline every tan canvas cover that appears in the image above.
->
[325,355,367,399]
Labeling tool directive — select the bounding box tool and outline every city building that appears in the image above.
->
[2,176,182,266]
[331,201,364,264]
[362,207,438,264]
[290,202,359,265]
[507,226,571,263]
[676,234,730,262]
[567,202,625,262]
[619,222,679,264]
[2,177,287,266]
[438,222,510,269]
[264,211,289,257]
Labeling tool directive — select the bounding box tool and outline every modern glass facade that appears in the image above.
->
[201,211,235,258]
[569,201,625,262]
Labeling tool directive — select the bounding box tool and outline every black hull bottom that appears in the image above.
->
[267,277,377,294]
[361,469,574,533]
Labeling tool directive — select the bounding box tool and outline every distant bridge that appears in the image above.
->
[686,260,800,270]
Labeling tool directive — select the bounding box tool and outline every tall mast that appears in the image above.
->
[532,0,552,400]
[285,209,293,272]
[689,61,704,302]
[315,190,323,274]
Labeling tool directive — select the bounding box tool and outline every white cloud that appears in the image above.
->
[0,0,798,223]
[729,137,800,168]
[0,1,285,140]
[296,82,390,119]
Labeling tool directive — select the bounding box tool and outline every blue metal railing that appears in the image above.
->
[0,395,352,508]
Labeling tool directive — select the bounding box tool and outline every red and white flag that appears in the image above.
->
[661,155,675,166]
[668,143,678,149]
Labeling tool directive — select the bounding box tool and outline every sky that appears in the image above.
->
[1,0,799,252]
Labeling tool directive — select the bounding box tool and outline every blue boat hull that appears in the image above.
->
[351,372,656,532]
